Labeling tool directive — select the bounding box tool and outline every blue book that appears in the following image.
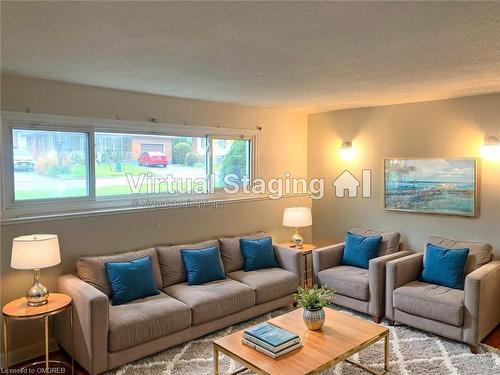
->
[244,323,299,348]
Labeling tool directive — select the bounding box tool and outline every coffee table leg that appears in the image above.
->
[213,345,219,375]
[384,332,389,372]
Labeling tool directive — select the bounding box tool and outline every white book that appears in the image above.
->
[241,338,302,359]
[243,333,301,353]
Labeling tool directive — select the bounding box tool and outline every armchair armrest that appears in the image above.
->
[385,253,423,320]
[368,251,412,317]
[274,245,301,276]
[312,242,344,280]
[56,274,109,375]
[463,260,500,346]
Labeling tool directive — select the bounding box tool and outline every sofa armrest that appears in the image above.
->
[463,260,500,346]
[274,245,301,276]
[368,251,412,317]
[312,243,344,280]
[56,274,109,374]
[385,253,423,320]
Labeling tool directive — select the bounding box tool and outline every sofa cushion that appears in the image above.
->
[217,232,270,273]
[393,280,464,327]
[228,268,299,304]
[240,237,280,271]
[317,266,369,301]
[164,279,255,325]
[157,239,219,287]
[351,228,401,256]
[181,246,226,285]
[77,247,162,296]
[428,236,492,275]
[108,292,191,352]
[105,256,160,305]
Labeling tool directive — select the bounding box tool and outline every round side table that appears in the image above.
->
[2,292,74,374]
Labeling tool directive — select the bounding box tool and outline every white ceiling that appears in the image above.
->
[2,1,500,113]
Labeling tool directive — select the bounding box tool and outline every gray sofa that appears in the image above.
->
[55,233,300,374]
[312,228,411,322]
[386,236,500,353]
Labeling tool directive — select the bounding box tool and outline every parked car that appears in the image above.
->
[13,150,35,171]
[138,151,168,167]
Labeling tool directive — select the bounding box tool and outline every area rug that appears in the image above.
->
[108,306,500,375]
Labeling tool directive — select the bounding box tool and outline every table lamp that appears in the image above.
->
[283,207,312,249]
[11,234,61,306]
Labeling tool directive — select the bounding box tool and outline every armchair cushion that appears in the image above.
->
[228,268,299,304]
[428,236,492,275]
[317,265,369,301]
[108,292,191,352]
[351,228,401,256]
[420,243,469,290]
[341,232,382,269]
[393,280,464,326]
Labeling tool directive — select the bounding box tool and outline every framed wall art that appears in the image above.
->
[384,158,477,217]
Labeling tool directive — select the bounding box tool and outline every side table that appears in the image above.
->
[2,292,73,373]
[277,243,316,288]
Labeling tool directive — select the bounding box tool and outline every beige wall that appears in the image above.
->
[0,75,310,360]
[308,93,500,256]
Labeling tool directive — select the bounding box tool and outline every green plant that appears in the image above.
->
[172,142,191,164]
[219,141,247,184]
[293,285,335,310]
[185,151,200,166]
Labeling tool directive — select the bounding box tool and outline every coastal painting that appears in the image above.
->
[384,158,476,217]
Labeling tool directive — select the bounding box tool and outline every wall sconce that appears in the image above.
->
[339,141,355,161]
[480,136,500,161]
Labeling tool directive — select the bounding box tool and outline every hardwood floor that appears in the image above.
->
[482,324,500,348]
[8,324,500,375]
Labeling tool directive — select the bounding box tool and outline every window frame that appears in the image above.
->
[1,111,258,220]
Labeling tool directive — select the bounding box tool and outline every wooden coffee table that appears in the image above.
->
[213,308,389,375]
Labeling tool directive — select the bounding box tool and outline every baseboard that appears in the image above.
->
[1,338,58,367]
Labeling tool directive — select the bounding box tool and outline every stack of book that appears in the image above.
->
[242,322,302,358]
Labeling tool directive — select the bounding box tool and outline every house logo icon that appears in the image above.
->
[332,170,371,198]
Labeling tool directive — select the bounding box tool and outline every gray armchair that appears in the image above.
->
[312,228,411,323]
[385,236,500,353]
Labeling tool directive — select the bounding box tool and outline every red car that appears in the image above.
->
[138,152,168,167]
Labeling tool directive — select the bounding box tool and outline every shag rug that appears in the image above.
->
[108,306,500,375]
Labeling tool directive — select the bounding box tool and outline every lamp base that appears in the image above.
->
[291,228,304,249]
[26,269,49,307]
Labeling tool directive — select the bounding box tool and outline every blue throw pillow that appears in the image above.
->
[420,243,469,290]
[180,246,226,285]
[105,256,160,306]
[341,232,383,269]
[240,237,280,271]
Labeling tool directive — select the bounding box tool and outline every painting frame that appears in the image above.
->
[383,158,478,217]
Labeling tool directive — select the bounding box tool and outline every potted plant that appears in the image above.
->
[293,285,335,330]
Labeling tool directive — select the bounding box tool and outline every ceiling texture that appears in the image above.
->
[2,1,500,113]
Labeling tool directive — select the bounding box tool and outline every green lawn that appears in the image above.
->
[15,188,89,201]
[67,162,163,178]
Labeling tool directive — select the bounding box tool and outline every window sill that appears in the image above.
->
[0,193,310,225]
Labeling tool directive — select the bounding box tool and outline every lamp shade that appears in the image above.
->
[283,207,312,228]
[11,234,61,270]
